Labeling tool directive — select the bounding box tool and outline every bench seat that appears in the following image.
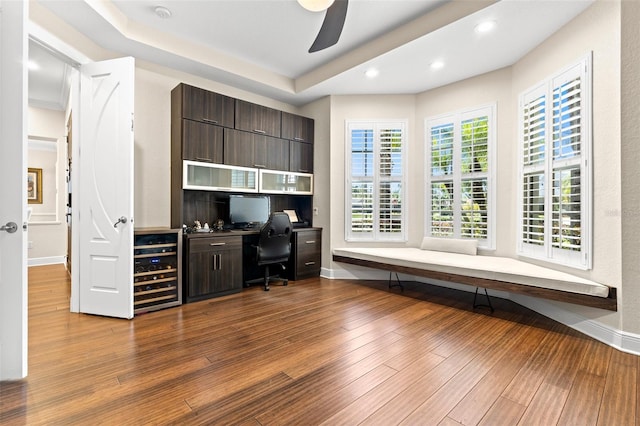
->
[332,247,616,311]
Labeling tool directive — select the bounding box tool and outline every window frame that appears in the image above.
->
[425,104,497,249]
[345,120,408,242]
[517,54,593,270]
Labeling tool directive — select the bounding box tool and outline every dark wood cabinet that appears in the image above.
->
[282,112,314,143]
[178,84,235,128]
[134,229,182,313]
[235,99,282,138]
[288,228,322,280]
[289,140,314,173]
[185,235,243,302]
[182,119,224,163]
[224,128,289,171]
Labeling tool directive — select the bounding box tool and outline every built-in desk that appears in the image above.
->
[183,227,321,303]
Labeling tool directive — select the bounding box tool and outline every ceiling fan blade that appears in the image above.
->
[309,0,349,53]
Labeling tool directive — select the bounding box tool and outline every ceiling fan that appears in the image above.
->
[298,0,349,53]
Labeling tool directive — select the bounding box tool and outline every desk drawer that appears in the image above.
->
[290,229,321,280]
[188,235,242,253]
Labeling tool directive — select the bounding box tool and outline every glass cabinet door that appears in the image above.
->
[259,169,313,194]
[183,160,258,192]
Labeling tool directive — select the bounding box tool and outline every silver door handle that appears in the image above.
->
[0,222,18,233]
[113,216,128,228]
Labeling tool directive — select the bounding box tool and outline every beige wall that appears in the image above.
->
[620,0,640,333]
[510,0,621,328]
[27,106,67,262]
[325,1,623,330]
[415,67,515,257]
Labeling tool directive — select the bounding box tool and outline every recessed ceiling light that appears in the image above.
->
[430,61,445,70]
[475,20,496,34]
[365,68,379,78]
[154,6,172,19]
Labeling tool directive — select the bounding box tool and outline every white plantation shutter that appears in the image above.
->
[426,105,495,248]
[346,121,406,241]
[518,55,592,269]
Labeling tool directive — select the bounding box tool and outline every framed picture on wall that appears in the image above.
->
[28,167,43,204]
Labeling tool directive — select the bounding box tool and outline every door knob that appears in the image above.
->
[0,222,18,233]
[113,216,128,228]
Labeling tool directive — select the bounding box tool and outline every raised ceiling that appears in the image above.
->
[31,0,594,108]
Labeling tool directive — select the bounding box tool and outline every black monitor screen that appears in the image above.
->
[229,195,270,228]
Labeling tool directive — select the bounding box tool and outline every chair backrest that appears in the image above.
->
[257,212,292,265]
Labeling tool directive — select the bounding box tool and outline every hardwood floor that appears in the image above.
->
[1,264,638,425]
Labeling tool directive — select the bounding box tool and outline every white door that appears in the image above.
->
[0,0,28,380]
[78,57,135,319]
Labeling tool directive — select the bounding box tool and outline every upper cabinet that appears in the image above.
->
[235,100,282,138]
[177,84,235,128]
[224,128,289,171]
[182,119,224,163]
[281,112,314,144]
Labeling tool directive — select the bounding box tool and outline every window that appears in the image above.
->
[346,121,406,241]
[426,104,496,248]
[518,55,592,269]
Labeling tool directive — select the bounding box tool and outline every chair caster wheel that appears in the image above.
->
[283,281,288,286]
[264,286,270,291]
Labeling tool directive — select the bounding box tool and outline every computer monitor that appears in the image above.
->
[229,195,270,229]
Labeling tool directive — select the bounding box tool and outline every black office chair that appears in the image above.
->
[245,212,292,291]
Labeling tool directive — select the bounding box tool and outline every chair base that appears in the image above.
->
[245,264,288,291]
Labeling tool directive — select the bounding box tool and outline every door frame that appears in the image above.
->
[29,24,91,313]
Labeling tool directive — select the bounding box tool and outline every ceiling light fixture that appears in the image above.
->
[475,20,496,34]
[365,68,379,79]
[297,0,335,12]
[430,61,445,70]
[154,6,172,19]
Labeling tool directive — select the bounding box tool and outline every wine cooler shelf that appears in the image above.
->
[134,228,182,313]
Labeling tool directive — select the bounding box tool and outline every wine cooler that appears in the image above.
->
[134,228,182,313]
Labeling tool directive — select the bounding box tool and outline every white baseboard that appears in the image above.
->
[326,266,640,356]
[28,256,66,267]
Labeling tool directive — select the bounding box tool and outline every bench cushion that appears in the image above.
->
[332,247,609,298]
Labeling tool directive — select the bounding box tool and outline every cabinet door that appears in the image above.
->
[182,119,224,163]
[282,112,314,143]
[289,140,313,173]
[255,134,289,171]
[181,84,234,128]
[224,128,254,168]
[187,236,242,301]
[235,99,281,138]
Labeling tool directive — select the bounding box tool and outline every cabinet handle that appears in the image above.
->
[305,261,316,266]
[305,240,316,244]
[210,242,226,246]
[253,129,266,134]
[212,253,222,270]
[253,164,267,168]
[294,137,305,141]
[195,157,213,162]
[202,118,218,124]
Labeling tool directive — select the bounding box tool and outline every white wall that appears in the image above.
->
[27,107,67,263]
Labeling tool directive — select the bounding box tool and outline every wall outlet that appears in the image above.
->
[28,241,33,249]
[313,207,319,216]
